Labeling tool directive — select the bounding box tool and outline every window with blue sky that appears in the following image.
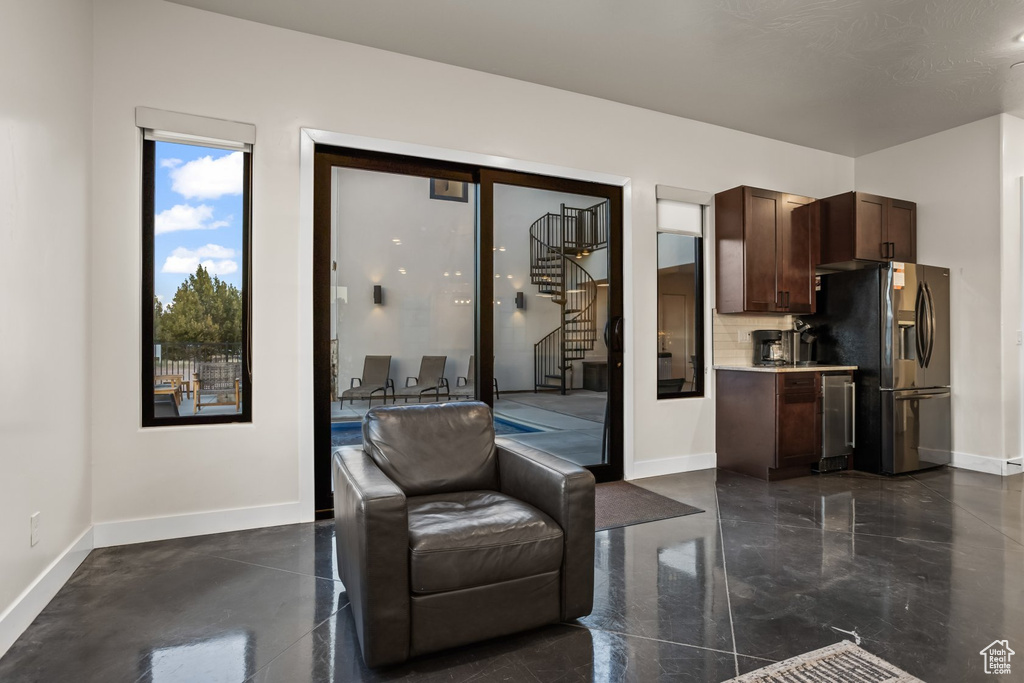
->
[154,141,243,307]
[144,136,250,424]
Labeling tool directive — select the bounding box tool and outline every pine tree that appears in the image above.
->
[159,266,242,354]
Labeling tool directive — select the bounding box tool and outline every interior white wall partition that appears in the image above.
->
[999,114,1024,468]
[0,0,94,656]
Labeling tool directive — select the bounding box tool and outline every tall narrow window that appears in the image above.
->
[140,110,253,426]
[655,187,706,399]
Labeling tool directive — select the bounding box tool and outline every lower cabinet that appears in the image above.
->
[716,371,822,480]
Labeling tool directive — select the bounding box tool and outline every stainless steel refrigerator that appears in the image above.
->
[810,263,951,474]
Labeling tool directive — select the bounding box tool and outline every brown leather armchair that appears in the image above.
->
[333,401,595,667]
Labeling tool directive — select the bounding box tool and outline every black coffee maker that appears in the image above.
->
[752,329,786,366]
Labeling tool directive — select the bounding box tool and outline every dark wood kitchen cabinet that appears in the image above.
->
[715,186,816,314]
[818,191,916,264]
[716,370,822,480]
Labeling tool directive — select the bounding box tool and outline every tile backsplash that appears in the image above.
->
[712,311,794,366]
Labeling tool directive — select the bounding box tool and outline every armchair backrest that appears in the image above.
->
[362,401,499,496]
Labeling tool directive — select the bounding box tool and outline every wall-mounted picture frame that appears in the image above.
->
[429,178,469,202]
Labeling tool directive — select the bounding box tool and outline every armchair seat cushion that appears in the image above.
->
[407,490,563,594]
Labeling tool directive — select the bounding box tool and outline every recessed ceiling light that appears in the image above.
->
[1017,32,1024,42]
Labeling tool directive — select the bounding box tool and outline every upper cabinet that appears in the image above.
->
[819,192,917,265]
[715,186,816,314]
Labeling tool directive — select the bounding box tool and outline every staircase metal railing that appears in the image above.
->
[530,201,608,394]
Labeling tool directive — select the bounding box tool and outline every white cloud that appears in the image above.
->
[170,151,243,200]
[154,204,233,234]
[161,245,238,275]
[160,158,183,169]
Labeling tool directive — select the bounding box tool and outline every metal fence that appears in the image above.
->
[153,342,242,388]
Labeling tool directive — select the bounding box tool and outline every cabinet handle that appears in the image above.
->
[778,291,784,308]
[785,291,790,308]
[888,242,894,259]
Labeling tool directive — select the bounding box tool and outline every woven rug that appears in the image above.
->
[726,641,923,682]
[595,481,702,531]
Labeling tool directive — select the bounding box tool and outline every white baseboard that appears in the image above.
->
[628,453,716,480]
[950,451,1018,476]
[93,501,305,548]
[0,526,94,660]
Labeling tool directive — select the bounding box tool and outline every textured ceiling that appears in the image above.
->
[168,0,1024,156]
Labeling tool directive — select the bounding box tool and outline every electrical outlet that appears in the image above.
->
[30,512,40,547]
[738,330,752,343]
[1017,331,1022,346]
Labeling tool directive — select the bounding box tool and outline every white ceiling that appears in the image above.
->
[168,0,1024,156]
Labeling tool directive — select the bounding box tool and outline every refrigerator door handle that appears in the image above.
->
[896,391,951,401]
[845,381,855,448]
[915,282,926,367]
[924,281,936,368]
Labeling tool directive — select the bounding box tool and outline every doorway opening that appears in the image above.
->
[313,147,623,515]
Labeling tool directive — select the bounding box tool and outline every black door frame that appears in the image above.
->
[313,145,624,515]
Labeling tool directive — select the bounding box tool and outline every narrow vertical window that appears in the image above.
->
[140,112,253,426]
[655,188,706,399]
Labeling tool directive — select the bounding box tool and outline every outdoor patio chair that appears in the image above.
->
[153,393,180,418]
[394,355,449,403]
[341,355,394,406]
[193,362,241,412]
[153,373,184,407]
[452,355,500,400]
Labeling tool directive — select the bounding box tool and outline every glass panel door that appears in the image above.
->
[314,150,624,513]
[482,172,623,479]
[330,167,477,446]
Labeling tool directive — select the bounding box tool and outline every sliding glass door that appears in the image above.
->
[313,149,623,514]
[482,172,622,477]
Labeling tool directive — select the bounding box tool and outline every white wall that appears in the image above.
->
[999,114,1024,466]
[0,0,93,648]
[856,117,1007,467]
[89,0,854,524]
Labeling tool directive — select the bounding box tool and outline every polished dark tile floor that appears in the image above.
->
[1,467,1021,682]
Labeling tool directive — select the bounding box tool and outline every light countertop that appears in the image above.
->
[713,364,857,374]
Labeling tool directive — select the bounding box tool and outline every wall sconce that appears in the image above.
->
[515,292,525,309]
[373,285,383,305]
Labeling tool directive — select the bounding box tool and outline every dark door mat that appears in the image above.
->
[725,641,923,682]
[595,481,703,531]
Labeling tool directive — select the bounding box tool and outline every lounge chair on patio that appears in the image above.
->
[452,355,500,400]
[341,355,394,406]
[393,355,449,403]
[193,362,242,412]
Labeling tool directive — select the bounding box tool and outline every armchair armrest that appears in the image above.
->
[405,376,419,387]
[456,376,468,387]
[350,377,362,389]
[496,440,595,620]
[333,446,411,666]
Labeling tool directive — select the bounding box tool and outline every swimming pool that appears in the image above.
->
[330,416,540,448]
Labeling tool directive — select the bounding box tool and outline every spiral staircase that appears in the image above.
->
[530,202,608,394]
